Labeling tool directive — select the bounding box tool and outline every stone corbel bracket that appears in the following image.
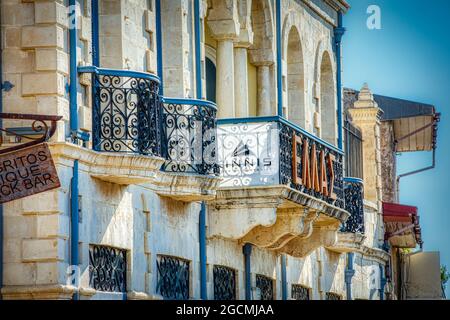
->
[239,208,318,250]
[207,188,283,240]
[279,225,340,258]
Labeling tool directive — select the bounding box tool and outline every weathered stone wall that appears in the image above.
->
[1,0,69,142]
[380,121,397,203]
[99,0,157,73]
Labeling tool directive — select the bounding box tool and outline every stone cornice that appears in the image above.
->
[348,107,383,123]
[1,284,77,300]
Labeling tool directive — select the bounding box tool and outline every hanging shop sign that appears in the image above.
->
[0,143,61,204]
[0,113,62,204]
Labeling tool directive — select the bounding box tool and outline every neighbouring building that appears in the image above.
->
[344,86,441,300]
[0,0,440,300]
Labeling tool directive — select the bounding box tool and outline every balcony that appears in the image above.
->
[328,178,366,253]
[342,178,365,234]
[74,67,220,198]
[155,98,220,201]
[208,116,350,256]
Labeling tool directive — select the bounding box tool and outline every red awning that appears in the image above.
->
[383,202,422,248]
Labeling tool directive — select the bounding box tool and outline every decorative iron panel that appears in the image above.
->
[279,121,345,209]
[89,245,127,293]
[291,284,310,300]
[156,255,190,300]
[342,178,365,234]
[325,292,342,300]
[213,265,236,300]
[92,72,161,156]
[256,275,274,300]
[161,100,218,175]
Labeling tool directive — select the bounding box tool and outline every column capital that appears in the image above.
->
[235,29,254,48]
[249,48,275,66]
[207,0,240,41]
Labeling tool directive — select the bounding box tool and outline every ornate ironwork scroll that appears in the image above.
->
[342,178,365,234]
[89,245,127,293]
[292,284,310,300]
[91,72,161,156]
[256,275,274,300]
[161,99,218,175]
[0,113,61,155]
[156,255,190,300]
[279,121,345,209]
[213,265,236,300]
[325,292,342,300]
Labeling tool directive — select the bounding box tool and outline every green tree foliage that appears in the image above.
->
[441,265,450,299]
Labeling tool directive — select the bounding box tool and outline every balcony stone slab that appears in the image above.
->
[327,232,366,253]
[207,185,349,251]
[49,143,165,185]
[153,172,221,202]
[327,232,390,264]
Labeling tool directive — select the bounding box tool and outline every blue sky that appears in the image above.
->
[344,0,450,297]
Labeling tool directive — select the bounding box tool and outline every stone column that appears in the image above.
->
[234,1,253,118]
[257,65,272,116]
[234,46,249,118]
[207,0,240,118]
[348,84,383,208]
[215,38,236,118]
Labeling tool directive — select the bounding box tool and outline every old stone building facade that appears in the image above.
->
[0,0,438,300]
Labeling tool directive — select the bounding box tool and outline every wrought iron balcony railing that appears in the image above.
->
[83,67,162,156]
[161,98,218,176]
[78,67,218,176]
[217,116,345,209]
[342,177,365,234]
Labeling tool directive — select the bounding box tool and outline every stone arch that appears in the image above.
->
[248,0,275,64]
[248,0,276,116]
[314,43,337,145]
[281,10,307,126]
[284,25,305,127]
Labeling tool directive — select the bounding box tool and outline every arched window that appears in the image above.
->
[205,57,216,103]
[205,45,217,103]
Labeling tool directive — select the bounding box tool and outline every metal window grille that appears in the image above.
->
[256,275,274,300]
[213,265,236,300]
[89,245,127,293]
[325,292,342,300]
[156,255,190,300]
[291,284,310,300]
[344,118,363,179]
